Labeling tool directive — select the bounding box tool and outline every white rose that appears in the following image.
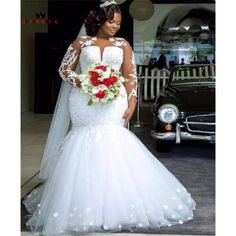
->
[107,92,115,99]
[101,68,111,79]
[78,74,88,81]
[101,97,108,103]
[92,96,99,103]
[98,84,108,91]
[92,86,99,94]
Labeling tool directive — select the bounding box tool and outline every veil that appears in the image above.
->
[38,24,87,181]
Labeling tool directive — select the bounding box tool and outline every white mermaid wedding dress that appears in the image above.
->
[23,37,196,235]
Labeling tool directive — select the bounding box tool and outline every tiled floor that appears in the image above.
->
[21,112,52,197]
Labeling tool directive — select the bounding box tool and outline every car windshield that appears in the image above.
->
[170,65,215,86]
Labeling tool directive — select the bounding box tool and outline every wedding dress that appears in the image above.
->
[23,36,196,235]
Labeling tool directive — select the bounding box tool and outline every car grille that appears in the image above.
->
[184,114,215,134]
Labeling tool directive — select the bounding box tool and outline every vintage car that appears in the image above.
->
[151,64,215,152]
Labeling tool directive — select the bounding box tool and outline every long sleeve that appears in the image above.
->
[122,40,138,101]
[58,39,82,87]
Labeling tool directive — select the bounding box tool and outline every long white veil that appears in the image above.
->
[38,25,87,181]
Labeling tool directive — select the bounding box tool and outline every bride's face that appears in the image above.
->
[100,12,122,37]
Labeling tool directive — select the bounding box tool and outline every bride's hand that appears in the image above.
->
[76,79,81,88]
[75,75,82,88]
[122,107,135,127]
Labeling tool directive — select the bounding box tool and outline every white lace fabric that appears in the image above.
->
[121,40,138,100]
[58,36,138,100]
[58,44,80,87]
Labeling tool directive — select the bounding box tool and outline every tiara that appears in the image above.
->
[100,0,117,8]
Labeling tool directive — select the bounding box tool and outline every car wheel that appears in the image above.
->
[156,140,172,152]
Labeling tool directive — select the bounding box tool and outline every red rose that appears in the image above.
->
[111,68,115,73]
[102,76,118,87]
[109,76,118,84]
[102,78,112,87]
[89,70,100,86]
[89,70,99,78]
[96,65,107,71]
[95,90,106,99]
[90,77,100,86]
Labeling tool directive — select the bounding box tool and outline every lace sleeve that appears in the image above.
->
[58,39,82,87]
[121,40,138,101]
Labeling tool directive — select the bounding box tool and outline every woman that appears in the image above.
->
[23,1,196,234]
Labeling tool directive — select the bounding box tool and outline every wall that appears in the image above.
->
[21,0,48,112]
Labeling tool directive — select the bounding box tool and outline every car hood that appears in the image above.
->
[164,85,215,113]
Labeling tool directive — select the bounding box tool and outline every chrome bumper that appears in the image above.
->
[151,130,215,143]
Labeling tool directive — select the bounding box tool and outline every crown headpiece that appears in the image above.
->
[100,0,117,8]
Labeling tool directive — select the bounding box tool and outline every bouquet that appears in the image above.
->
[77,63,125,106]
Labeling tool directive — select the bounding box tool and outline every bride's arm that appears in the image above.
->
[121,39,138,127]
[58,38,83,87]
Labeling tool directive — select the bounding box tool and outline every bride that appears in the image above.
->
[23,1,196,235]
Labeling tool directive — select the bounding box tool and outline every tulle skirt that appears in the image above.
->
[23,124,196,235]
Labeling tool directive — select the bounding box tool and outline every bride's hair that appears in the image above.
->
[84,4,121,36]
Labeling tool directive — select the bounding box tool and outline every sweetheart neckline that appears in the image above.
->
[81,45,123,62]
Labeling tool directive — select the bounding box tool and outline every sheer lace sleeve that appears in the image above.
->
[121,40,138,101]
[58,38,83,87]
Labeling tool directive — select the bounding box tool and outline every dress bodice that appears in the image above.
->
[68,37,128,127]
[79,46,124,72]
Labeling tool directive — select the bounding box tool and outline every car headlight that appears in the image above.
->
[158,104,179,123]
